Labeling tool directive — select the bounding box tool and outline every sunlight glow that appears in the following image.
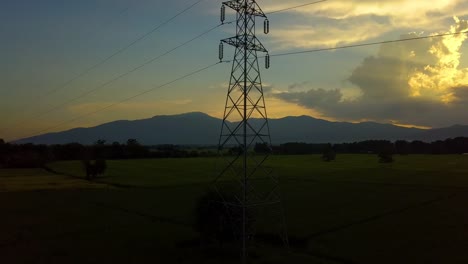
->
[408,17,468,103]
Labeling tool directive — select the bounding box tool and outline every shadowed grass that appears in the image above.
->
[1,154,468,263]
[0,168,108,192]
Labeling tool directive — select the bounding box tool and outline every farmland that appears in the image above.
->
[1,154,468,263]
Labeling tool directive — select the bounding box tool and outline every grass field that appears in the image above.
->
[1,154,468,263]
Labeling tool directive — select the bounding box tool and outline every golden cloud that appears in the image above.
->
[408,17,468,103]
[264,0,468,49]
[272,17,468,127]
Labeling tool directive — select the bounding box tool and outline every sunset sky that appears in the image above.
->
[1,0,468,141]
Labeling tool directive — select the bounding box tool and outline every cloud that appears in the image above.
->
[275,88,342,107]
[66,99,195,121]
[408,17,468,102]
[288,81,310,91]
[269,14,391,50]
[274,18,468,127]
[263,0,468,49]
[266,0,467,24]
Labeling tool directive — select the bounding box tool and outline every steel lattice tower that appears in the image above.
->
[214,0,288,261]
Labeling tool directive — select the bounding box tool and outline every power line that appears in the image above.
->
[6,1,138,116]
[39,0,314,99]
[117,1,139,15]
[9,29,466,140]
[6,0,323,133]
[266,0,327,14]
[104,1,139,21]
[40,0,206,98]
[221,0,328,24]
[8,0,322,131]
[5,23,226,133]
[269,31,468,58]
[4,20,221,137]
[11,30,466,141]
[2,0,205,136]
[10,61,223,143]
[5,1,331,140]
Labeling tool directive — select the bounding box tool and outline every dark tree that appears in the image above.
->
[410,140,430,154]
[52,143,85,160]
[82,160,94,180]
[378,144,395,163]
[322,143,336,162]
[95,159,107,175]
[431,140,448,154]
[127,139,138,145]
[110,142,124,159]
[126,138,148,158]
[228,145,243,156]
[395,140,410,155]
[0,139,5,167]
[95,139,106,145]
[194,191,247,246]
[83,159,107,180]
[254,142,270,154]
[448,137,468,154]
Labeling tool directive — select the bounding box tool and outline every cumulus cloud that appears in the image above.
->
[273,18,468,127]
[409,17,468,102]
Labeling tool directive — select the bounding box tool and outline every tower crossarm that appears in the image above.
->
[222,0,267,17]
[221,36,268,53]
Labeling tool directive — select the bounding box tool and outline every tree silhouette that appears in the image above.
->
[95,139,106,145]
[0,139,6,168]
[83,159,107,180]
[127,139,138,146]
[378,144,395,163]
[254,142,270,154]
[126,138,148,158]
[395,140,410,155]
[110,142,124,159]
[195,190,247,246]
[322,143,336,162]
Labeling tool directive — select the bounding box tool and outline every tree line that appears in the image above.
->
[0,139,215,168]
[1,137,468,168]
[274,138,468,155]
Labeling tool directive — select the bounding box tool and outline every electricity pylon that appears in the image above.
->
[214,0,288,262]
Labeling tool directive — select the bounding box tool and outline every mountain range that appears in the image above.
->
[14,112,468,145]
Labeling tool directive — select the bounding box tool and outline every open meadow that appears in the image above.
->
[1,154,468,263]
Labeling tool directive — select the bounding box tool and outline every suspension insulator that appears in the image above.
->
[219,42,224,61]
[221,5,226,23]
[265,53,270,69]
[264,19,270,34]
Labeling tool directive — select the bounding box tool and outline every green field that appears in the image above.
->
[1,155,468,263]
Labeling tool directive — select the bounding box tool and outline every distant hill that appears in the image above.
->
[268,116,423,143]
[15,112,220,145]
[13,112,468,145]
[410,125,468,142]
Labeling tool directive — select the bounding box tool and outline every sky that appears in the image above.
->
[1,0,468,141]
